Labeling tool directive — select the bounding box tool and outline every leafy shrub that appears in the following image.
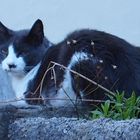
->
[91,91,140,120]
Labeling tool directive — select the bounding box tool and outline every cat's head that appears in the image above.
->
[1,19,51,77]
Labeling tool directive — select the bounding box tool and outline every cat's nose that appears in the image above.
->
[8,64,16,69]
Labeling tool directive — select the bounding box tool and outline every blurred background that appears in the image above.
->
[0,0,140,101]
[0,0,140,45]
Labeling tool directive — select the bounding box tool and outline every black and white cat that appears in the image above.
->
[2,21,140,107]
[1,19,51,104]
[24,29,140,107]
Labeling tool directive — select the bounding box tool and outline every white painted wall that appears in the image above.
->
[0,0,140,45]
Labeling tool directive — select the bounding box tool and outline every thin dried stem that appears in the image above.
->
[39,66,55,95]
[33,62,52,95]
[0,97,115,104]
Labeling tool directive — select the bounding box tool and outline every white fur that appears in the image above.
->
[11,63,40,99]
[6,63,40,105]
[50,52,89,107]
[2,45,26,76]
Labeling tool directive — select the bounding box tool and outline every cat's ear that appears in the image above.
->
[26,19,44,45]
[0,22,11,43]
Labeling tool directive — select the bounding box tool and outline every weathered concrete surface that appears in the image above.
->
[9,117,140,140]
[0,104,89,140]
[0,104,140,140]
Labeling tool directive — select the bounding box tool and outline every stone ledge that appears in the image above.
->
[0,105,140,140]
[9,117,140,140]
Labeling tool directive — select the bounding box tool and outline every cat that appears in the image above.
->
[24,29,140,107]
[1,19,52,104]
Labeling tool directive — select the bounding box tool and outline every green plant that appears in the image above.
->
[91,91,140,120]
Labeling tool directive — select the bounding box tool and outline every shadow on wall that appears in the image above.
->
[0,67,15,103]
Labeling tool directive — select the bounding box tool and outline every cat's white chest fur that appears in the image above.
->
[11,76,26,99]
[10,63,40,105]
[10,76,27,105]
